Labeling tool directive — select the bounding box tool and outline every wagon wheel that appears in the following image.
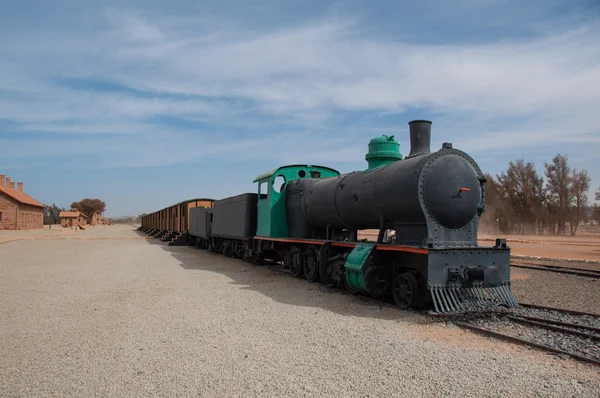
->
[289,247,303,277]
[303,245,320,282]
[242,246,251,262]
[392,272,419,310]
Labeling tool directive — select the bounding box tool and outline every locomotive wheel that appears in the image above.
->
[392,272,419,310]
[319,244,338,287]
[289,247,303,277]
[319,258,335,287]
[303,246,320,282]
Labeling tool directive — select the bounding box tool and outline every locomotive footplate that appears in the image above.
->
[426,246,518,314]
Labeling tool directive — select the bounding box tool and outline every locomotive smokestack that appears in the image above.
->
[407,120,432,158]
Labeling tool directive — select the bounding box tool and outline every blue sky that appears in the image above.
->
[1,0,599,217]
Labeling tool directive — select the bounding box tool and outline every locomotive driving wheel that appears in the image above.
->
[289,247,303,277]
[303,245,320,282]
[319,246,335,287]
[392,272,419,310]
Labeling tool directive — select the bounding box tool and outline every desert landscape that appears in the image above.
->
[1,224,599,397]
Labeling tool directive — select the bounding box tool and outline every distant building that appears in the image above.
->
[0,174,45,230]
[90,211,107,226]
[59,210,88,228]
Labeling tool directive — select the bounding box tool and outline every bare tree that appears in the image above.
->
[480,173,508,234]
[569,169,591,234]
[593,205,600,226]
[544,154,573,235]
[482,154,593,236]
[43,203,66,225]
[593,188,600,226]
[497,160,544,234]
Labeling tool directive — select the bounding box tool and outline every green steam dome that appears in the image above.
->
[365,135,402,170]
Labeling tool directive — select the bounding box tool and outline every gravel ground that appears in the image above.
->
[510,267,600,315]
[1,225,599,397]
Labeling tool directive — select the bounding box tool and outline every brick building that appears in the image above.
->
[59,210,88,228]
[90,211,107,226]
[0,174,45,230]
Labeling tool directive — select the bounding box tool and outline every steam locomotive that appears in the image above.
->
[139,120,518,314]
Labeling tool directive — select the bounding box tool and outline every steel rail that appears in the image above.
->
[454,321,600,367]
[510,314,600,335]
[512,261,600,274]
[518,303,600,317]
[511,263,600,279]
[505,316,600,341]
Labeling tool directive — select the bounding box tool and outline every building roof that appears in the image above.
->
[59,211,88,218]
[59,211,79,218]
[0,185,45,208]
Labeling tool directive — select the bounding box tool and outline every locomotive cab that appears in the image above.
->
[252,165,339,238]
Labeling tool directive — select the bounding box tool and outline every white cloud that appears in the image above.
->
[0,6,599,174]
[103,14,600,116]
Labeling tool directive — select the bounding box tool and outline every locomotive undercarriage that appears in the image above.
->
[189,235,253,262]
[186,235,517,314]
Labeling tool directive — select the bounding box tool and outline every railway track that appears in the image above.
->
[451,304,600,366]
[511,260,600,279]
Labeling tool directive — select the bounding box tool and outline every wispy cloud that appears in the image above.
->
[0,1,599,173]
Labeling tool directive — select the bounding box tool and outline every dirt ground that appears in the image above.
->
[358,230,600,262]
[480,234,600,262]
[0,225,76,244]
[0,225,139,244]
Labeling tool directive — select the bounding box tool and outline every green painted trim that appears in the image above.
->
[344,243,375,292]
[253,164,339,182]
[365,135,402,170]
[253,168,278,183]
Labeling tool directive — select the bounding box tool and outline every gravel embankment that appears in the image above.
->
[1,225,599,397]
[510,268,600,315]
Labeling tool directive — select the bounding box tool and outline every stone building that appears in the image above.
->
[0,174,45,230]
[59,210,88,228]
